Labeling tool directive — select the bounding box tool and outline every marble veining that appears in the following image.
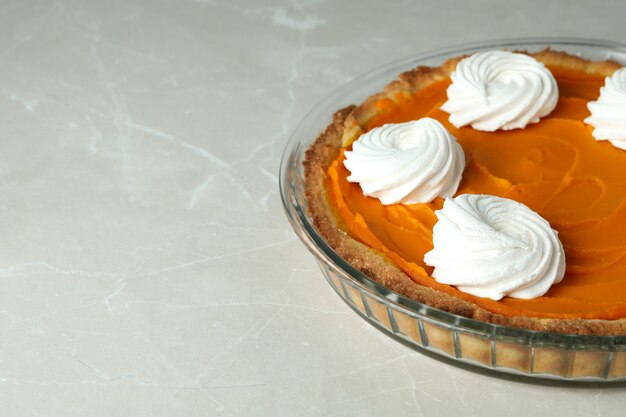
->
[1,0,625,416]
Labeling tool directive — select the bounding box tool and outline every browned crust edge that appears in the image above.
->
[304,49,626,336]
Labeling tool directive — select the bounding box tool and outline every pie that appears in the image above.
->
[303,49,626,337]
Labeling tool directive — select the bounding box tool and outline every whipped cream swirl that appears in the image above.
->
[585,67,626,150]
[441,51,558,131]
[343,118,465,205]
[423,194,565,300]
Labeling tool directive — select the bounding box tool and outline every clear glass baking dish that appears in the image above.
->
[279,38,626,382]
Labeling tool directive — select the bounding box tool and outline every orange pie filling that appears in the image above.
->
[327,67,626,320]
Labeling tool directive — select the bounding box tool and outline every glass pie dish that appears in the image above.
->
[279,38,626,382]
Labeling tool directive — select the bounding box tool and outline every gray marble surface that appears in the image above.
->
[2,0,626,415]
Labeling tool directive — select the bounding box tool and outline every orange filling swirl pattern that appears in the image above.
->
[328,67,626,319]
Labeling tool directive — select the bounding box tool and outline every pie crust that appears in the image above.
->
[304,50,626,336]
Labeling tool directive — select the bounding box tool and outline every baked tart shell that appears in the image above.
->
[305,50,626,336]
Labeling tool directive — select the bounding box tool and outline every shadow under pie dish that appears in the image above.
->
[280,38,626,381]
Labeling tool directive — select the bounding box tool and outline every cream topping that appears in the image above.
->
[585,67,626,150]
[441,51,558,131]
[343,118,465,205]
[423,194,565,300]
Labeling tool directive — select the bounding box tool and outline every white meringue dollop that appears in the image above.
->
[441,51,558,131]
[343,118,465,205]
[584,67,626,150]
[423,194,565,300]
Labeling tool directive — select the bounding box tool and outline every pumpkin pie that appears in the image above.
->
[304,49,626,336]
